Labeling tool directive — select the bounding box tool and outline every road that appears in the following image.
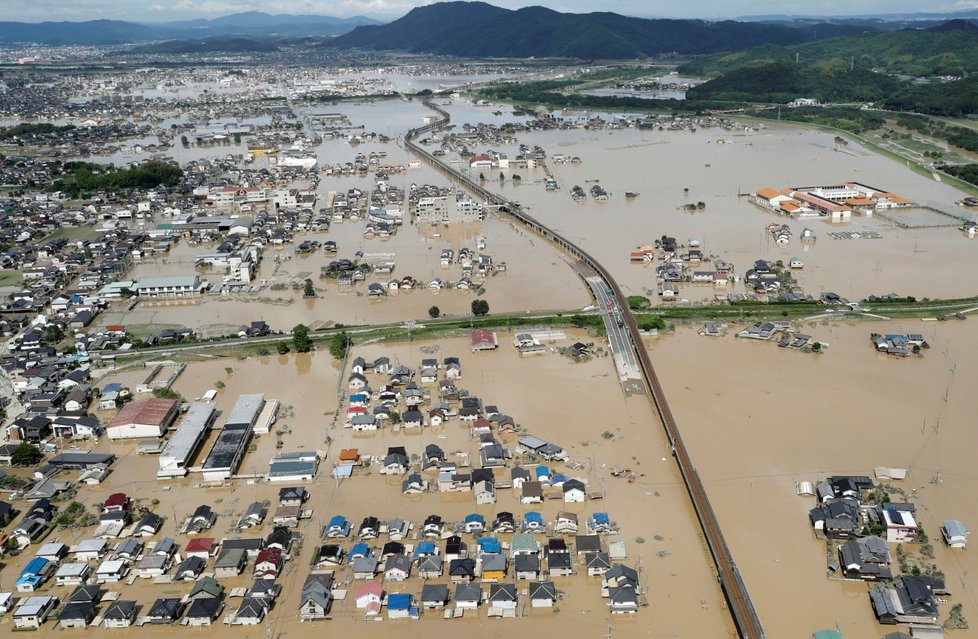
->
[584,275,642,385]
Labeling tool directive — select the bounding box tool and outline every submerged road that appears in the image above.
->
[407,100,765,639]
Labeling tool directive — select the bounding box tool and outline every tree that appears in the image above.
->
[45,324,65,344]
[181,135,189,147]
[303,278,315,298]
[471,299,490,316]
[428,305,440,319]
[329,331,351,359]
[499,172,505,182]
[626,295,650,311]
[276,342,290,355]
[479,172,486,181]
[292,324,312,353]
[11,442,42,466]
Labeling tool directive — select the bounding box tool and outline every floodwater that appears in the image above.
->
[437,106,978,304]
[16,335,734,637]
[649,320,978,637]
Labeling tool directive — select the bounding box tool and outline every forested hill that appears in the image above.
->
[680,22,978,77]
[325,1,828,59]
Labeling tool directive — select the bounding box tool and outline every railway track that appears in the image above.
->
[406,100,765,639]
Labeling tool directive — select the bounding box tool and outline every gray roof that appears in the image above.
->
[529,580,556,600]
[421,583,449,602]
[455,582,481,602]
[225,394,265,428]
[159,402,215,469]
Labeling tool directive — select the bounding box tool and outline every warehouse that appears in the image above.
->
[158,402,217,478]
[106,398,178,440]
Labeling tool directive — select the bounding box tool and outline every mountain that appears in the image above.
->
[926,19,978,32]
[324,1,814,59]
[680,24,978,77]
[126,37,279,54]
[0,13,382,45]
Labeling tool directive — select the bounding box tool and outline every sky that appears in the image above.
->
[2,0,976,22]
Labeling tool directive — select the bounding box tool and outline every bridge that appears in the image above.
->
[406,100,765,639]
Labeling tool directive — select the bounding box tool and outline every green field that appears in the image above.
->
[45,226,100,243]
[0,270,21,287]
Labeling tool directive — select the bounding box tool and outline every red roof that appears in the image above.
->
[104,493,128,508]
[185,537,215,553]
[470,329,496,347]
[105,325,125,332]
[107,398,177,429]
[469,155,493,165]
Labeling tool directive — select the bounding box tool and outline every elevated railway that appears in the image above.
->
[406,100,765,639]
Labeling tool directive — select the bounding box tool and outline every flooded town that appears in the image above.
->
[0,3,977,639]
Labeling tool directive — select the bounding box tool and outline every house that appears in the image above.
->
[510,533,539,558]
[491,511,516,534]
[523,511,545,533]
[299,573,333,621]
[402,473,425,494]
[54,562,91,586]
[942,519,969,548]
[58,599,98,629]
[185,597,223,626]
[470,329,498,352]
[136,552,173,579]
[387,593,418,619]
[839,536,892,580]
[185,537,217,560]
[515,554,540,580]
[870,576,941,625]
[384,553,412,581]
[608,586,639,613]
[881,505,921,543]
[254,547,283,579]
[188,576,224,600]
[103,599,137,628]
[555,511,580,535]
[214,547,248,578]
[359,516,381,540]
[348,373,368,391]
[563,478,587,502]
[421,583,450,609]
[475,480,496,505]
[324,515,352,538]
[175,556,206,580]
[238,501,267,529]
[95,559,130,583]
[487,583,518,614]
[586,551,612,576]
[481,554,507,582]
[272,505,301,528]
[352,556,379,579]
[145,597,184,624]
[450,557,477,582]
[547,550,573,576]
[445,535,466,561]
[588,512,615,535]
[355,583,383,616]
[463,513,485,534]
[417,554,444,579]
[72,538,108,562]
[809,499,860,538]
[530,580,557,608]
[603,564,639,592]
[17,557,53,592]
[278,486,307,507]
[133,512,164,536]
[521,480,544,504]
[231,597,269,625]
[13,595,59,629]
[455,582,482,610]
[315,544,345,568]
[383,448,409,475]
[250,580,282,602]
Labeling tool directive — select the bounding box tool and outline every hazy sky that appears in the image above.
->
[2,0,975,22]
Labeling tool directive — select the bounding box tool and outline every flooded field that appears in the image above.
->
[649,320,978,637]
[4,335,736,637]
[437,108,977,303]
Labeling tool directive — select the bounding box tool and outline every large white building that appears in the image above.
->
[106,398,179,441]
[415,194,483,225]
[134,275,208,298]
[158,402,217,478]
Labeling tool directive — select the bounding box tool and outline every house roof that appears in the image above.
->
[107,398,176,429]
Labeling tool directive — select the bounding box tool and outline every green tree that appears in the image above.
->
[276,342,290,355]
[292,324,312,353]
[428,305,440,319]
[11,442,42,466]
[45,324,65,344]
[471,299,490,316]
[626,295,650,311]
[329,331,351,359]
[303,278,315,298]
